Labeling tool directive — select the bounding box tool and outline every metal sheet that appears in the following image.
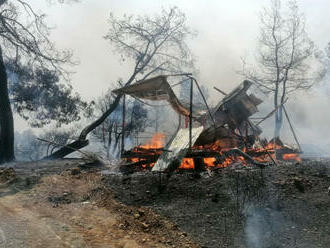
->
[113,76,168,100]
[113,76,190,116]
[152,126,204,172]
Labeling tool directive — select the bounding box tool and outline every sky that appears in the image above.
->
[16,0,330,148]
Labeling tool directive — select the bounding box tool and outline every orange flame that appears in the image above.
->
[127,133,301,170]
[180,158,195,169]
[282,153,302,162]
[129,133,166,167]
[139,133,166,149]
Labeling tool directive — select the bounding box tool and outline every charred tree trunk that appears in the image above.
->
[0,47,15,164]
[44,94,123,160]
[45,139,89,159]
[43,64,144,160]
[107,123,113,159]
[79,93,123,141]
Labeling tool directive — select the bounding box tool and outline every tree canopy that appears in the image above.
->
[7,62,87,127]
[241,0,325,138]
[105,7,195,80]
[0,0,83,163]
[49,6,197,159]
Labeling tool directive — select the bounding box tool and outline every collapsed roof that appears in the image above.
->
[113,76,262,131]
[113,75,192,117]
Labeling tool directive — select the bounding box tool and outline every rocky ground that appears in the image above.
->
[0,158,329,248]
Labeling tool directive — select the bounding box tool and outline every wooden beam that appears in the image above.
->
[213,86,228,96]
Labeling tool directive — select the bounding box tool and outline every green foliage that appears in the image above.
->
[7,60,88,127]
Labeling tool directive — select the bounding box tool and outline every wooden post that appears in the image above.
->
[121,94,126,156]
[283,105,302,152]
[194,79,216,126]
[189,78,193,149]
[194,157,204,174]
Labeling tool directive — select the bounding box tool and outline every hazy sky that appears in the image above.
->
[30,0,330,98]
[17,0,330,147]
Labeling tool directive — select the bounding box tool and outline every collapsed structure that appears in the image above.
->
[113,75,300,173]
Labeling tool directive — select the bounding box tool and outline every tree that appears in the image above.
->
[0,1,80,163]
[241,0,325,138]
[8,62,87,127]
[50,6,195,159]
[40,128,78,156]
[91,90,149,159]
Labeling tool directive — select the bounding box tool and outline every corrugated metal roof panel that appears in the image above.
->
[152,126,204,172]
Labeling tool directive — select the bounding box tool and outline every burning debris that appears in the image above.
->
[114,75,301,173]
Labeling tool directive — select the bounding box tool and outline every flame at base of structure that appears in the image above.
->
[123,133,301,171]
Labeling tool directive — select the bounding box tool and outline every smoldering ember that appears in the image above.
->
[0,1,330,248]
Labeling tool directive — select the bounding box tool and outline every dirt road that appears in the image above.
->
[0,161,198,248]
[0,194,88,248]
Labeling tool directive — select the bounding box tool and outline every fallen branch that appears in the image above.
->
[38,138,90,159]
[255,98,288,126]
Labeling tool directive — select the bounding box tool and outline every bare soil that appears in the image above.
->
[0,160,197,248]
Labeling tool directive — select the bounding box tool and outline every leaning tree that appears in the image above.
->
[90,90,150,159]
[0,1,84,163]
[49,6,196,159]
[241,0,325,139]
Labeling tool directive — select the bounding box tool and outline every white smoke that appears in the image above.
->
[244,205,288,248]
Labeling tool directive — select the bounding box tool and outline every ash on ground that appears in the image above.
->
[104,160,330,248]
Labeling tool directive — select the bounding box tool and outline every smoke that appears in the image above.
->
[14,130,46,161]
[244,205,289,248]
[10,1,329,157]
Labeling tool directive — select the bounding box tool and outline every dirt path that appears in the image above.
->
[0,194,87,248]
[0,162,198,248]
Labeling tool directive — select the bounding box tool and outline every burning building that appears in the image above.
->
[113,75,301,173]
